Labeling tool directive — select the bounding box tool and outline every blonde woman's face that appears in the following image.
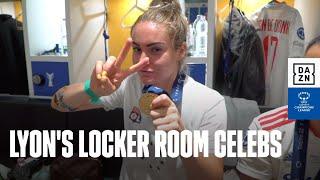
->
[131,21,184,87]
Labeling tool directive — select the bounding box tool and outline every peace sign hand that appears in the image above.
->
[90,38,149,96]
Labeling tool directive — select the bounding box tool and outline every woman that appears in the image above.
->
[51,0,227,179]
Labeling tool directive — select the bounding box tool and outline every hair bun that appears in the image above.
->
[149,0,182,14]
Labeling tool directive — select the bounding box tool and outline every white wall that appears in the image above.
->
[294,0,320,47]
[69,0,106,83]
[26,0,66,56]
[0,2,15,18]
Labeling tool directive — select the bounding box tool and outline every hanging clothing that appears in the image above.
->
[216,7,265,105]
[251,2,305,107]
[0,14,28,95]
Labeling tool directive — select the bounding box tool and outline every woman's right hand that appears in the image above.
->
[90,38,149,96]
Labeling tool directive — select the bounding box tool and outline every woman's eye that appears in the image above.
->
[133,47,141,52]
[151,47,162,53]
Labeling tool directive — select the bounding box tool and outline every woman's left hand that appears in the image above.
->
[150,94,185,132]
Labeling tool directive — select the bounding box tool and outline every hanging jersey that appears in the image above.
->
[251,3,305,107]
[237,106,320,180]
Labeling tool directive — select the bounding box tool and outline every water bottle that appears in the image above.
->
[194,15,208,57]
[60,18,68,55]
[192,15,201,56]
[187,24,195,56]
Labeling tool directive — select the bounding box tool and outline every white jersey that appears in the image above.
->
[251,3,305,107]
[100,73,227,180]
[237,106,320,180]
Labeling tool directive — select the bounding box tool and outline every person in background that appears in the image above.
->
[236,35,320,179]
[51,0,227,179]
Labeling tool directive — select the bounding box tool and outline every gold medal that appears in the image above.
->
[139,93,158,115]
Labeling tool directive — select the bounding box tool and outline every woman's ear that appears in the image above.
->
[177,42,187,61]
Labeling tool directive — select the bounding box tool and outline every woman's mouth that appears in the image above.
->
[139,70,154,76]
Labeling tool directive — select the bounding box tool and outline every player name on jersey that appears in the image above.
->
[257,19,290,34]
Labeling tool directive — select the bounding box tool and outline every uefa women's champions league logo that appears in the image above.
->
[294,91,314,112]
[298,91,310,104]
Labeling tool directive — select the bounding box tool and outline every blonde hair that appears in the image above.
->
[131,0,189,73]
[131,0,188,72]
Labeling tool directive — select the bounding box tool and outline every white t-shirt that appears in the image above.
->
[251,3,305,107]
[236,106,320,180]
[100,73,227,180]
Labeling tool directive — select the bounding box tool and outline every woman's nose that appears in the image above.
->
[140,52,148,61]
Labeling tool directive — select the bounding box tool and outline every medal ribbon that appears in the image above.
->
[170,73,186,106]
[290,120,309,180]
